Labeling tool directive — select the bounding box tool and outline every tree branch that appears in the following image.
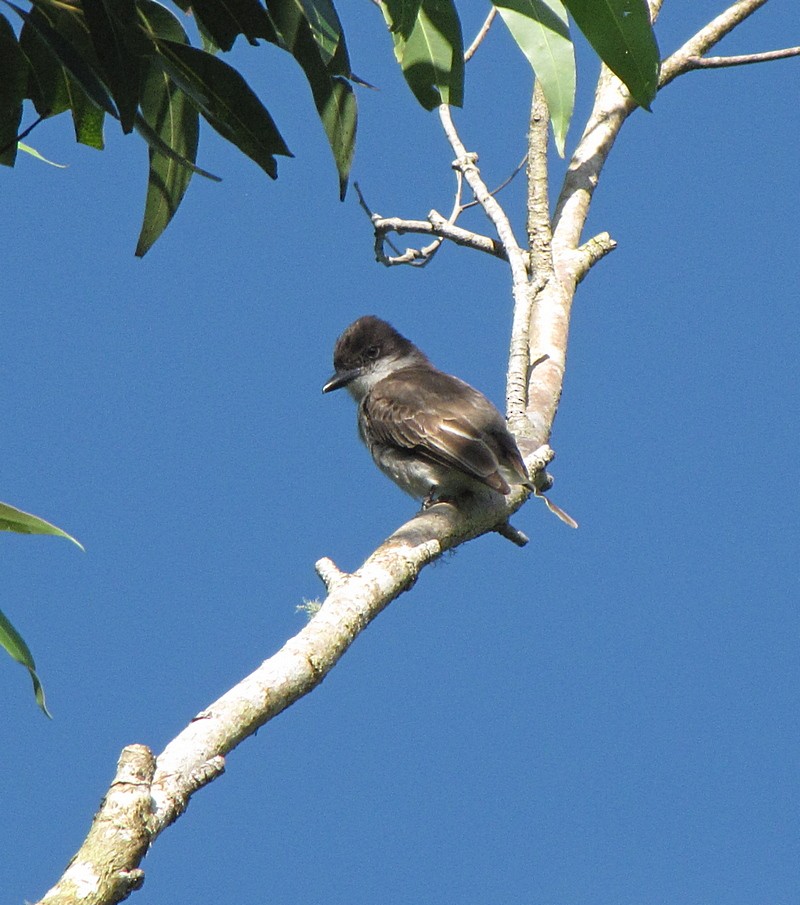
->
[659,0,772,87]
[506,81,553,442]
[464,7,497,63]
[355,171,511,267]
[552,0,773,268]
[35,471,550,905]
[681,45,800,70]
[371,213,508,264]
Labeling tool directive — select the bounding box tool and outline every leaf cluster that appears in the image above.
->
[0,0,358,255]
[1,0,658,256]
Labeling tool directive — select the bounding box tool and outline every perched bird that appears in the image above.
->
[322,315,538,508]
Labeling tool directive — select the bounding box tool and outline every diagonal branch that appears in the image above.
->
[34,455,558,905]
[464,7,497,62]
[552,0,774,264]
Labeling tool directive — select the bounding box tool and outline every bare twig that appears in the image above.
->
[370,214,507,264]
[526,81,553,263]
[464,7,497,63]
[356,166,510,267]
[462,154,527,211]
[495,521,529,546]
[683,45,800,69]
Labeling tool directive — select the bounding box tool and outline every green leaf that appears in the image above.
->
[17,140,68,166]
[19,14,72,117]
[383,0,422,38]
[0,607,50,718]
[156,38,291,179]
[296,0,347,71]
[0,12,27,166]
[172,0,279,51]
[319,74,356,199]
[266,0,355,196]
[82,0,143,133]
[380,0,464,109]
[0,501,84,549]
[65,73,106,148]
[135,1,200,256]
[37,4,109,148]
[133,112,218,180]
[562,0,658,109]
[493,0,575,157]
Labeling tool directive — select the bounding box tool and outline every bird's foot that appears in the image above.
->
[421,487,457,510]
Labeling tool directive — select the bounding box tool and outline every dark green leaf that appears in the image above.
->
[0,12,27,166]
[0,607,50,718]
[82,0,144,133]
[383,0,422,38]
[134,112,219,180]
[135,0,199,256]
[3,0,117,117]
[380,0,464,109]
[296,0,348,72]
[19,14,72,117]
[320,75,356,199]
[156,39,291,178]
[266,0,355,195]
[173,0,279,51]
[493,1,574,156]
[0,501,84,548]
[563,0,658,109]
[35,4,109,148]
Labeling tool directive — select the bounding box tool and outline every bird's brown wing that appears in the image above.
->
[362,367,529,494]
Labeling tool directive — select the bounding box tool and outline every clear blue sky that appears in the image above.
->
[4,4,798,904]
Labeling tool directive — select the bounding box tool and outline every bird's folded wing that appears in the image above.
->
[362,369,522,491]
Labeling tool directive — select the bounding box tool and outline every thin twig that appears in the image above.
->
[464,7,497,62]
[0,113,46,158]
[354,182,404,258]
[683,45,800,69]
[462,154,526,210]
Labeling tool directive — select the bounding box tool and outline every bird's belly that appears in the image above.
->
[369,444,484,501]
[369,446,441,499]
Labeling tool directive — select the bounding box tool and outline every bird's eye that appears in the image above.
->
[365,345,380,359]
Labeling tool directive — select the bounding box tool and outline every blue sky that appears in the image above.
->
[3,4,798,904]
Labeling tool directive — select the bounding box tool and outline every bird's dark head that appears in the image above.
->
[323,316,425,398]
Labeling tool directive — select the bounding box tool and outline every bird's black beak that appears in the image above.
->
[322,367,362,393]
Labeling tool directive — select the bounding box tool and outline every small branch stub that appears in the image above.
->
[315,557,348,592]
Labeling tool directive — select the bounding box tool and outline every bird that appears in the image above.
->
[322,315,540,509]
